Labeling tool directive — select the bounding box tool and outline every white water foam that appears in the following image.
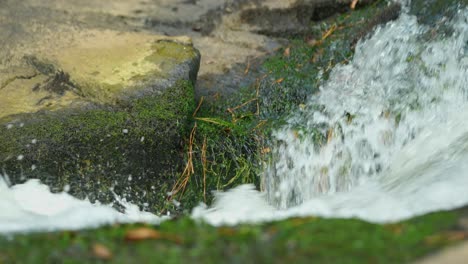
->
[193,8,468,225]
[0,178,164,233]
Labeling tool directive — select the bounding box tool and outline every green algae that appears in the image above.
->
[145,41,199,65]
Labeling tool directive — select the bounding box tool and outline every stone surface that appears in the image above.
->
[416,241,468,264]
[0,22,199,118]
[0,0,200,211]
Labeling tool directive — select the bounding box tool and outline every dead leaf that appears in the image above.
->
[125,227,161,241]
[425,231,468,245]
[244,59,251,75]
[327,128,334,143]
[218,227,236,236]
[307,39,320,46]
[384,224,405,235]
[311,48,324,63]
[283,47,290,58]
[92,243,112,260]
[275,78,284,84]
[292,130,299,139]
[351,0,359,9]
[261,147,271,154]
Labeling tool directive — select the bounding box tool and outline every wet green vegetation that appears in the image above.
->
[1,208,467,263]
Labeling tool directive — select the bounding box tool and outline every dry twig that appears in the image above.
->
[170,123,197,198]
[201,137,208,202]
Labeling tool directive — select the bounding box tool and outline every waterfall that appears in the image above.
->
[193,5,468,225]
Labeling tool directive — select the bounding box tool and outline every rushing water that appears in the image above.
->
[194,4,468,225]
[1,2,468,232]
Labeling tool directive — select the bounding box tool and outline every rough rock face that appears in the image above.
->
[0,31,199,119]
[0,1,200,211]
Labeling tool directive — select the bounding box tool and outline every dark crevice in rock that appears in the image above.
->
[241,0,379,38]
[145,0,262,36]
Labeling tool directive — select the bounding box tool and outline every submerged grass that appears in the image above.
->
[1,208,467,263]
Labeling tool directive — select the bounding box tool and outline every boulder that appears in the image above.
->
[0,3,200,211]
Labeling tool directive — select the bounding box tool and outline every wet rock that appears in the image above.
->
[0,1,200,211]
[240,0,379,37]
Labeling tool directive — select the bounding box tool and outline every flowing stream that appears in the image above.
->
[1,1,468,232]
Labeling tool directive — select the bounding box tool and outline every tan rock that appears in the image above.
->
[0,29,199,119]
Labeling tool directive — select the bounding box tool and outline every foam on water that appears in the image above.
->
[0,178,164,233]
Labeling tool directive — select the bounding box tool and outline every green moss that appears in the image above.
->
[145,41,199,64]
[1,207,466,263]
[0,80,195,212]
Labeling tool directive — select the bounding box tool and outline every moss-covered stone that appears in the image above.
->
[0,18,201,212]
[0,80,196,212]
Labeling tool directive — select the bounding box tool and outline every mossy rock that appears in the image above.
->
[0,31,200,213]
[0,80,196,212]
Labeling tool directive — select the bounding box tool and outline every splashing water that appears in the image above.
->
[194,6,468,225]
[0,177,164,233]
